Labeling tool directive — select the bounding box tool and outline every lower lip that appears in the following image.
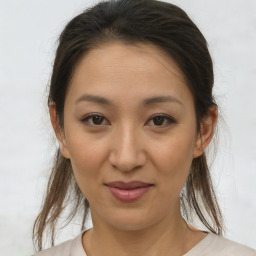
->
[106,185,152,202]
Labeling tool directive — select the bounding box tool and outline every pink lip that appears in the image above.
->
[105,181,153,202]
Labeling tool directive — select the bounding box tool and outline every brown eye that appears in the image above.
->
[81,114,110,126]
[153,116,165,126]
[91,115,104,125]
[148,114,175,127]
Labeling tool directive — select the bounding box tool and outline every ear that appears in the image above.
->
[193,105,218,158]
[49,103,70,159]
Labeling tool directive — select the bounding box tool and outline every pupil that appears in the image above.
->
[154,116,164,126]
[93,115,103,125]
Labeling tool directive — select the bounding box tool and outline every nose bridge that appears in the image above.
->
[109,122,146,172]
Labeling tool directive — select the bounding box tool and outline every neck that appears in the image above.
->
[83,203,189,256]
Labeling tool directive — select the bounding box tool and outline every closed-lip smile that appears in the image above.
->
[105,181,153,189]
[105,181,153,202]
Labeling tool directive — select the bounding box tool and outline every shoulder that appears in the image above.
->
[32,232,85,256]
[215,235,256,255]
[191,233,256,256]
[32,239,73,256]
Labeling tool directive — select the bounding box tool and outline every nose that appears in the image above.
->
[108,124,147,172]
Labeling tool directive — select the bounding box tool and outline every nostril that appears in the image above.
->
[109,151,147,173]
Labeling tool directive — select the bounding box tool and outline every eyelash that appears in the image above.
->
[80,113,176,128]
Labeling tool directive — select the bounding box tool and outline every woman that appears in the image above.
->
[33,0,256,255]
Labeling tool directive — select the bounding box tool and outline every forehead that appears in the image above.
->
[66,41,193,108]
[75,41,185,83]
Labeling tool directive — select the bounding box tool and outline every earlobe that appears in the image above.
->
[193,105,218,158]
[49,103,70,159]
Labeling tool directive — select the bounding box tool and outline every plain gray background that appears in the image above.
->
[1,0,256,255]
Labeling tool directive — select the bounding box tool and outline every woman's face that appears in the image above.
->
[57,41,205,230]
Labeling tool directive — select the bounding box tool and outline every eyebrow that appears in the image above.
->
[75,94,183,106]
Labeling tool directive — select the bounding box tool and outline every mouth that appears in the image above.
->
[104,181,153,202]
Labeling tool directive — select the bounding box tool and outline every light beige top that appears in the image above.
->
[34,230,256,256]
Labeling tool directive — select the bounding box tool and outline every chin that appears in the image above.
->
[102,209,159,232]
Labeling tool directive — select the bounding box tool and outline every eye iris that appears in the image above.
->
[153,116,165,126]
[92,115,104,125]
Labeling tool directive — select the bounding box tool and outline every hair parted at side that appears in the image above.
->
[33,0,223,251]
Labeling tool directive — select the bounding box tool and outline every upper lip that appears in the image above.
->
[105,181,153,189]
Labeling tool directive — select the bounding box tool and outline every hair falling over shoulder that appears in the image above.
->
[33,150,90,250]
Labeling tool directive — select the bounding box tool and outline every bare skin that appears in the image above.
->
[82,213,208,256]
[50,41,217,256]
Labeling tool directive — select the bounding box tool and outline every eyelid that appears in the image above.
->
[146,113,176,127]
[81,113,110,126]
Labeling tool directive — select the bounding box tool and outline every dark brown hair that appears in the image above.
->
[33,0,223,251]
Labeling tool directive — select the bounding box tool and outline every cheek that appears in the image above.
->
[150,130,196,193]
[65,130,108,192]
